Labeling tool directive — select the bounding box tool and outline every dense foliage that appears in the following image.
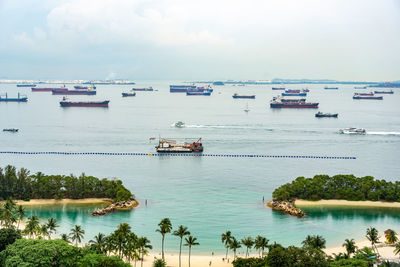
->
[272,174,400,201]
[0,165,133,201]
[0,228,22,252]
[0,239,130,267]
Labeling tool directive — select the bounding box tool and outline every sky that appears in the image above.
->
[0,0,399,81]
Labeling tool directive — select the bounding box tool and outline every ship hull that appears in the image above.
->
[232,95,255,99]
[270,102,318,108]
[0,98,28,102]
[60,101,109,107]
[53,90,96,95]
[282,93,307,96]
[17,84,36,87]
[374,91,393,94]
[353,96,383,100]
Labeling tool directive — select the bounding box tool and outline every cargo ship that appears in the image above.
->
[282,92,307,96]
[315,112,338,118]
[354,86,367,89]
[52,89,96,95]
[132,87,153,91]
[156,138,203,153]
[272,87,285,90]
[122,92,136,97]
[170,85,197,92]
[17,84,36,87]
[353,94,383,100]
[324,86,339,90]
[187,91,211,96]
[270,98,318,108]
[232,93,255,99]
[0,93,28,102]
[32,86,67,92]
[74,85,88,89]
[354,92,374,96]
[59,97,109,107]
[374,90,393,94]
[3,128,18,132]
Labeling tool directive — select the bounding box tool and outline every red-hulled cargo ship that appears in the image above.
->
[32,86,67,92]
[60,98,109,107]
[52,89,96,95]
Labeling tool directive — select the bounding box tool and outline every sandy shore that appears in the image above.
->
[295,199,400,208]
[4,198,113,206]
[324,235,400,261]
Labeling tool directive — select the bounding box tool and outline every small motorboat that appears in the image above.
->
[122,92,136,97]
[174,121,185,128]
[3,128,18,132]
[244,103,250,112]
[315,112,338,118]
[339,128,366,134]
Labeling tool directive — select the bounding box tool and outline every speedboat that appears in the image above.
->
[174,121,185,128]
[339,128,366,134]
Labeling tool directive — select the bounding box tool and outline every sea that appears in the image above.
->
[0,81,399,254]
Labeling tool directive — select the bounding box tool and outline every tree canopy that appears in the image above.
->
[272,174,400,202]
[0,165,133,202]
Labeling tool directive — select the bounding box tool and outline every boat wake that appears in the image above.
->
[367,131,400,136]
[185,125,273,131]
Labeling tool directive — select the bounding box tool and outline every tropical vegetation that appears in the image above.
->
[272,174,400,201]
[0,165,133,201]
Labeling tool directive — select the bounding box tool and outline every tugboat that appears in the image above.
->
[122,92,136,97]
[3,128,18,132]
[339,128,366,134]
[156,138,203,153]
[315,112,338,118]
[174,121,185,128]
[232,93,255,99]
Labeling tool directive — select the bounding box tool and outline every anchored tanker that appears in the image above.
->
[59,97,109,107]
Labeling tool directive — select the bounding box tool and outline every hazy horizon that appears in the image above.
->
[1,0,399,81]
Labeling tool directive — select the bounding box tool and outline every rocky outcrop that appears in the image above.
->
[92,199,138,216]
[267,199,305,217]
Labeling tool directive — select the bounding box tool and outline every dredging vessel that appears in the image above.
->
[156,138,203,153]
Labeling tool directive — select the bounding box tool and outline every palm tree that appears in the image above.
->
[184,235,199,267]
[366,227,380,256]
[46,218,58,239]
[254,235,269,257]
[229,237,241,260]
[39,224,49,239]
[173,225,190,267]
[2,198,17,228]
[70,225,85,246]
[386,230,398,244]
[342,239,357,257]
[221,230,232,259]
[60,233,70,243]
[153,259,166,267]
[89,232,107,253]
[24,215,39,238]
[123,232,138,264]
[138,236,152,267]
[241,236,254,258]
[113,223,131,258]
[302,235,326,250]
[394,242,400,255]
[156,218,172,260]
[16,205,26,229]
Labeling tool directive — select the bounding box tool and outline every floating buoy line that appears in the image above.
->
[0,151,356,160]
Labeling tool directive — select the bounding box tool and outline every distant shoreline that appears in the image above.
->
[295,199,400,208]
[2,198,113,206]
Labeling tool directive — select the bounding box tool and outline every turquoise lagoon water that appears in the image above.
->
[1,81,400,254]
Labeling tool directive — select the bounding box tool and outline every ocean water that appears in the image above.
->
[1,82,400,254]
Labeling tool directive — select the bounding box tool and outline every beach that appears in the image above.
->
[5,198,113,206]
[295,199,400,208]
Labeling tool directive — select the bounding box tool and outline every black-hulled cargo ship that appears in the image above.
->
[315,112,338,118]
